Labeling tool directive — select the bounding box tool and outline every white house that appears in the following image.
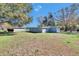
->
[41,26,60,33]
[28,26,60,33]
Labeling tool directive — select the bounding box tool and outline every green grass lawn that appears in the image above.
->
[0,32,79,55]
[61,33,79,49]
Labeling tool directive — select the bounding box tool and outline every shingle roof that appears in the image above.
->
[0,18,9,23]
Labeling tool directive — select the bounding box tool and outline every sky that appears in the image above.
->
[26,3,72,27]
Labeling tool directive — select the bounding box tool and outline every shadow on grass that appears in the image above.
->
[27,31,42,33]
[0,32,15,36]
[61,32,78,35]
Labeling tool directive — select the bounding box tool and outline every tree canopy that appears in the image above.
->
[38,12,55,27]
[0,3,32,28]
[57,4,79,31]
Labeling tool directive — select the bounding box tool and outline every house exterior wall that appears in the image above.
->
[42,27,60,33]
[14,28,27,32]
[42,29,46,33]
[56,28,60,32]
[46,27,60,33]
[29,28,42,33]
[13,27,60,33]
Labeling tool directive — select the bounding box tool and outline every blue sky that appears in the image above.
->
[26,3,72,27]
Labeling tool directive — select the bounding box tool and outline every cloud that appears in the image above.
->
[34,5,42,11]
[34,8,39,11]
[39,5,42,9]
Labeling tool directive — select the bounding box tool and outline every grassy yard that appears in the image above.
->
[0,32,79,56]
[62,33,79,49]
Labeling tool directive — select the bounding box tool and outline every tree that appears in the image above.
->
[38,16,47,27]
[38,12,56,27]
[0,3,32,29]
[58,4,79,32]
[47,12,55,26]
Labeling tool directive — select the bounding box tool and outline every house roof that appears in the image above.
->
[0,18,9,23]
[41,26,57,28]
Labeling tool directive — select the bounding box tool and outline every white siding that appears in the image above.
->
[42,29,46,33]
[56,28,60,32]
[14,29,26,32]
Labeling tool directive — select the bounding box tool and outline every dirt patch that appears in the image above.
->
[75,40,79,45]
[0,33,79,56]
